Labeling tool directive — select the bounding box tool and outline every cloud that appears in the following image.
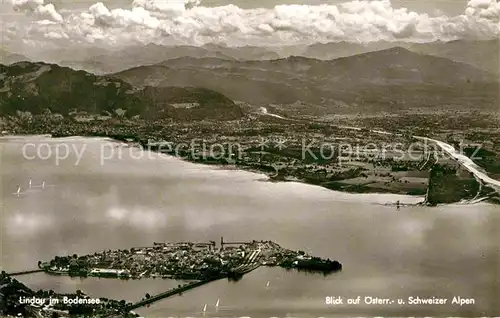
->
[466,0,500,19]
[11,0,63,22]
[6,0,500,48]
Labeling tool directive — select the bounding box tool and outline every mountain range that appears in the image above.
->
[0,44,497,119]
[113,47,498,114]
[299,39,499,73]
[3,40,497,75]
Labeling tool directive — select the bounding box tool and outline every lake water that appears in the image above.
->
[0,136,498,317]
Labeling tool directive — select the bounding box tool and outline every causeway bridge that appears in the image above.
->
[119,249,262,313]
[7,269,44,276]
[126,277,224,311]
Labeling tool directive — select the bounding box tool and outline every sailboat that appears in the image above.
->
[215,298,220,307]
[28,179,32,189]
[32,181,46,189]
[39,181,56,188]
[202,304,207,312]
[12,186,26,197]
[266,281,270,287]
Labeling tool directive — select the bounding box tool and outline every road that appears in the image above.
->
[334,124,500,196]
[244,111,500,198]
[414,136,500,195]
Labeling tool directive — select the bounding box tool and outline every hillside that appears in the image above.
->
[112,47,499,114]
[296,39,499,74]
[407,39,499,73]
[323,47,495,84]
[0,62,243,120]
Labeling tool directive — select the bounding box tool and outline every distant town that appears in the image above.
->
[3,111,499,205]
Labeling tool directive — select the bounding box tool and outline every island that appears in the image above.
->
[4,239,341,317]
[39,239,342,281]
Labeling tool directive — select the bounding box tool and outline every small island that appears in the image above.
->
[39,238,342,281]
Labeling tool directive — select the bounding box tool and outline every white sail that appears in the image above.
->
[29,179,32,188]
[266,281,270,287]
[215,298,220,307]
[31,180,50,189]
[12,186,22,196]
[203,304,207,312]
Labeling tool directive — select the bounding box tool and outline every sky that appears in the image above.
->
[1,0,470,13]
[0,0,499,52]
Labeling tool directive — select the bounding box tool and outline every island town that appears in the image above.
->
[2,239,341,317]
[39,238,342,281]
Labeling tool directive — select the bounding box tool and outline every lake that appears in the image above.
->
[0,136,498,317]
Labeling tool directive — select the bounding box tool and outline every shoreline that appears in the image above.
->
[4,133,497,206]
[1,134,427,206]
[104,135,500,206]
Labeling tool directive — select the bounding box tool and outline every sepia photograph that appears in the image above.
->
[0,0,499,317]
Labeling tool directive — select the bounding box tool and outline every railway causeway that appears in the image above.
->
[6,269,44,276]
